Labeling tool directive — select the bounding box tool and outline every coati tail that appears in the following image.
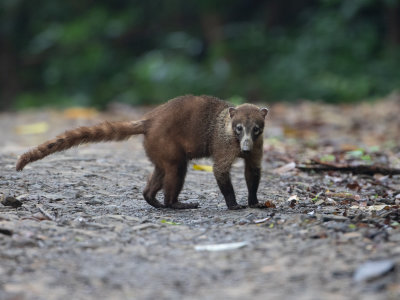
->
[16,120,146,171]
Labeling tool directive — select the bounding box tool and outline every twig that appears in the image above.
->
[37,205,56,221]
[296,163,400,176]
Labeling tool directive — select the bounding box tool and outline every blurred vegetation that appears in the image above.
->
[0,0,399,110]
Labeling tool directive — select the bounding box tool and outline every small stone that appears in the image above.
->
[0,228,13,236]
[323,221,349,231]
[353,260,395,282]
[1,194,22,208]
[321,214,348,222]
[238,219,249,225]
[85,199,103,205]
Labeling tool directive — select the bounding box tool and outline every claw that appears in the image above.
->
[228,204,247,210]
[168,202,199,209]
[249,203,269,209]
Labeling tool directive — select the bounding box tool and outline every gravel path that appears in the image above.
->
[0,106,399,300]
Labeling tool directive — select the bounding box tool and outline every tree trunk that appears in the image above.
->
[0,38,19,111]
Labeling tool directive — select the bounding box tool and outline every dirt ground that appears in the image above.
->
[1,97,400,300]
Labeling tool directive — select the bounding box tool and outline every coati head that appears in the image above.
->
[229,104,268,152]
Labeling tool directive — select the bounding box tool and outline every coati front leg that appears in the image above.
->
[244,156,262,208]
[213,159,246,210]
[162,161,199,209]
[143,166,165,208]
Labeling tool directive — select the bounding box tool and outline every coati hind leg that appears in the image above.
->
[162,161,199,209]
[143,166,165,208]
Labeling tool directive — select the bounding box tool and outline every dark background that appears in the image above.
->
[1,0,399,110]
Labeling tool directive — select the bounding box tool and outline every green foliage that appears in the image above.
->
[264,1,400,102]
[0,0,399,109]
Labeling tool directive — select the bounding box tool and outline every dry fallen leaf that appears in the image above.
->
[350,205,389,211]
[63,107,98,119]
[272,162,296,174]
[264,200,276,208]
[340,144,360,151]
[342,232,362,239]
[193,164,213,172]
[347,182,361,191]
[16,122,49,135]
[325,191,361,201]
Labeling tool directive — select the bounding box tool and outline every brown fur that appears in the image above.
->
[16,95,268,210]
[16,121,145,171]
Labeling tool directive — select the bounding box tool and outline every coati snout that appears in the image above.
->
[16,95,269,210]
[229,106,268,153]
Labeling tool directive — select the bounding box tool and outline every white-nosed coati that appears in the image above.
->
[16,95,268,210]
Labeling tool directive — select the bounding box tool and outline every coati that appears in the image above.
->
[16,95,268,210]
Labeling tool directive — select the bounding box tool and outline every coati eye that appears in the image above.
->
[253,126,260,135]
[235,124,243,134]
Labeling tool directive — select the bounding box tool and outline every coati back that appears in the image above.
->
[16,95,268,210]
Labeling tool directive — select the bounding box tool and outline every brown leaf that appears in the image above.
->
[325,191,360,201]
[347,182,361,191]
[63,107,98,119]
[340,144,360,151]
[264,201,276,208]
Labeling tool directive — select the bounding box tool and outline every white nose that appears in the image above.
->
[241,138,252,152]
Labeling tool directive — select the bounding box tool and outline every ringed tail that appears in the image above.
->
[16,120,146,171]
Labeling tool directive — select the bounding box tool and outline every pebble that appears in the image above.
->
[321,214,348,222]
[353,260,395,282]
[1,194,22,208]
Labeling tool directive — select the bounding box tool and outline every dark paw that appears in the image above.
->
[249,202,268,209]
[143,196,165,208]
[168,202,199,209]
[228,204,247,210]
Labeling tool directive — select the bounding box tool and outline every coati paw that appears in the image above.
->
[168,202,199,209]
[249,203,268,209]
[143,197,166,208]
[228,204,247,210]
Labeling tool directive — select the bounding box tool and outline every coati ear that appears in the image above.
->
[228,107,237,118]
[260,107,269,119]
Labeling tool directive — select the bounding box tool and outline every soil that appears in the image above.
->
[1,99,400,300]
